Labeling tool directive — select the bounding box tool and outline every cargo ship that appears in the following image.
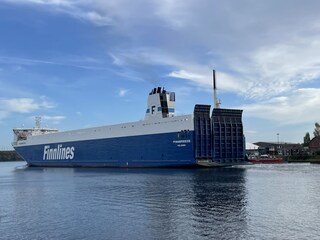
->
[12,71,247,167]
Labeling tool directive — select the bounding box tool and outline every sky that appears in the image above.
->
[1,0,320,149]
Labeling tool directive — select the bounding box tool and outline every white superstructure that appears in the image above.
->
[12,88,193,147]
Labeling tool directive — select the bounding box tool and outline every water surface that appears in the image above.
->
[1,162,319,239]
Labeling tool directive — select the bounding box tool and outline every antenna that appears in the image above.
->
[35,116,41,129]
[213,69,221,108]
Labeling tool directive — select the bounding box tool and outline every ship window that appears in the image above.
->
[170,92,175,101]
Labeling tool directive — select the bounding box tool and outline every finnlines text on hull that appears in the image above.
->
[43,145,75,160]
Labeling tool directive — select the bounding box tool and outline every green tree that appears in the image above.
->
[303,132,311,146]
[314,122,320,137]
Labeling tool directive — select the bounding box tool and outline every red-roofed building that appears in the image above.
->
[309,136,320,154]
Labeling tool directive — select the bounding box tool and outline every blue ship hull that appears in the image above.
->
[15,132,198,167]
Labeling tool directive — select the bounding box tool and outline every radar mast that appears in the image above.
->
[213,69,221,109]
[35,116,41,129]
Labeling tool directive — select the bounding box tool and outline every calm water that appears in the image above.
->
[0,162,320,240]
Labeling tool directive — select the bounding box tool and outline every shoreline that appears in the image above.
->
[287,159,320,164]
[0,150,22,162]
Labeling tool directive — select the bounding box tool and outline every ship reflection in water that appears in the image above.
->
[189,168,247,239]
[1,162,320,239]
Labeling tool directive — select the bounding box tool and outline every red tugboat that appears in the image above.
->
[248,154,284,164]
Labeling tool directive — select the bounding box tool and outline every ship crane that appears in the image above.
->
[213,69,221,109]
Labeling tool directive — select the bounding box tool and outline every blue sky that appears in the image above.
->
[1,0,320,149]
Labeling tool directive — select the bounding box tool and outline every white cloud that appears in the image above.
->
[81,11,112,26]
[239,88,320,125]
[0,56,111,71]
[9,0,320,99]
[109,53,123,66]
[235,37,320,99]
[0,98,40,113]
[168,69,245,93]
[168,70,204,81]
[0,97,55,120]
[4,0,320,129]
[94,0,320,100]
[5,0,72,7]
[41,115,66,124]
[5,0,112,26]
[108,32,320,102]
[118,88,128,97]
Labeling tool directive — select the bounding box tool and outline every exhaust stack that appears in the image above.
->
[213,69,221,109]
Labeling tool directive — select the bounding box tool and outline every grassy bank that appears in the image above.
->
[287,155,320,164]
[287,159,320,164]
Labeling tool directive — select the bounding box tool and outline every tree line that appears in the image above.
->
[303,122,320,146]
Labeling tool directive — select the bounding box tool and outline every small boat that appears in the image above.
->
[248,154,284,164]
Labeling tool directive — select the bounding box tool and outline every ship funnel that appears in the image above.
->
[145,87,176,120]
[213,69,221,109]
